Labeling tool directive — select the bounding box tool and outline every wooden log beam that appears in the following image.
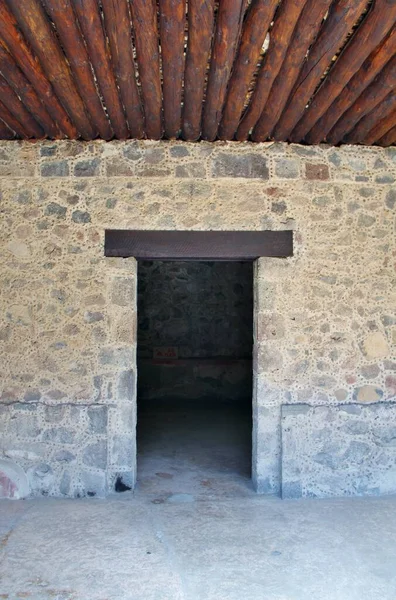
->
[159,0,186,138]
[345,90,396,144]
[364,106,396,145]
[182,0,215,141]
[0,43,60,138]
[291,0,396,143]
[218,0,278,140]
[273,0,369,141]
[5,0,95,139]
[0,0,77,138]
[324,31,396,144]
[41,0,112,140]
[0,100,29,138]
[201,0,246,141]
[0,118,16,138]
[129,0,162,139]
[236,0,309,142]
[377,124,396,146]
[252,0,332,142]
[101,0,144,139]
[326,55,396,145]
[72,0,128,139]
[0,76,43,137]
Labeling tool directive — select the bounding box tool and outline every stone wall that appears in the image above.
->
[137,260,253,403]
[0,140,395,498]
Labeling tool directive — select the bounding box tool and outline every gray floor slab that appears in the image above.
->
[1,494,396,600]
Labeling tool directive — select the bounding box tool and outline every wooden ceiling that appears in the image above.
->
[0,0,395,146]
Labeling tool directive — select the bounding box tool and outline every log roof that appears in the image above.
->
[0,0,395,146]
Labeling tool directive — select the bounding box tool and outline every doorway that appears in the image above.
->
[136,260,253,498]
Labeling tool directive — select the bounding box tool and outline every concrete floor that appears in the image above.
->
[1,404,396,599]
[137,403,253,499]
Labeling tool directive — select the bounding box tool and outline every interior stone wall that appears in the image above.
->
[0,140,395,498]
[137,260,253,403]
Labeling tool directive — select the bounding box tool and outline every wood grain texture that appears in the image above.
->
[364,106,396,144]
[292,0,396,143]
[236,0,309,142]
[0,75,43,137]
[129,0,162,139]
[0,0,77,138]
[41,0,112,140]
[0,43,60,138]
[0,118,16,138]
[101,0,144,138]
[6,0,95,139]
[377,124,396,146]
[0,99,28,137]
[105,229,294,259]
[325,28,396,144]
[218,0,278,140]
[72,0,128,139]
[252,0,332,142]
[345,89,396,144]
[273,0,369,141]
[327,55,396,144]
[182,0,215,141]
[202,0,246,141]
[159,0,186,138]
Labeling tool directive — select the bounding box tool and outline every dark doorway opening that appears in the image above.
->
[136,260,253,498]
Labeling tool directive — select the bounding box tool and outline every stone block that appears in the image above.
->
[211,152,269,179]
[74,158,100,177]
[81,470,106,497]
[82,440,107,469]
[274,158,300,179]
[361,332,389,360]
[110,276,135,306]
[42,427,74,444]
[110,435,135,468]
[117,369,135,402]
[87,405,108,434]
[305,163,330,180]
[41,161,69,177]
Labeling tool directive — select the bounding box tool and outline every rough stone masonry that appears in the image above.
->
[0,140,395,499]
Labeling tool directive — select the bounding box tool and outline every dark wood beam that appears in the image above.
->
[236,0,309,142]
[101,0,144,139]
[252,0,332,142]
[41,0,112,140]
[0,100,29,138]
[325,32,396,144]
[129,0,162,139]
[105,230,293,259]
[218,0,278,141]
[0,0,77,138]
[377,124,396,146]
[291,0,396,143]
[345,90,396,144]
[327,56,396,145]
[0,75,43,137]
[365,106,396,145]
[72,0,128,139]
[159,0,186,138]
[5,0,95,140]
[201,0,246,141]
[0,118,16,138]
[182,0,215,141]
[273,0,368,141]
[0,43,60,138]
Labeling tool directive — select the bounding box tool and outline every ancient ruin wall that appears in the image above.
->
[0,140,395,497]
